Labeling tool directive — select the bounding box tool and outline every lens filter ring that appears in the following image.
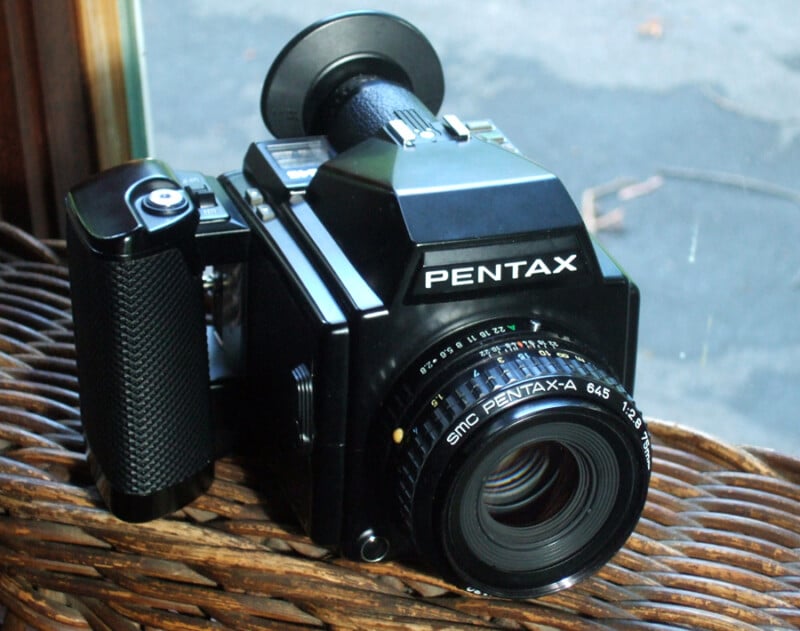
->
[393,336,650,598]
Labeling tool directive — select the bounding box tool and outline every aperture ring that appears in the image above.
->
[395,341,649,536]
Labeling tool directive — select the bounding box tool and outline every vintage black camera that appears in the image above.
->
[66,12,651,598]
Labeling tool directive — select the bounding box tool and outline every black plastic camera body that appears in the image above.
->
[66,12,651,599]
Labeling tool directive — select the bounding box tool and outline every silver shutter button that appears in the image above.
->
[142,188,190,215]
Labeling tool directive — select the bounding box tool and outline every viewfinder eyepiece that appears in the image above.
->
[260,11,445,149]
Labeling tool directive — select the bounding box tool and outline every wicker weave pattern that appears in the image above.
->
[0,223,798,630]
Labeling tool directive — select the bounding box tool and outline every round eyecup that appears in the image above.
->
[394,342,650,599]
[260,11,444,138]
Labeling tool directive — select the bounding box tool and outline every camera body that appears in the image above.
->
[66,12,650,599]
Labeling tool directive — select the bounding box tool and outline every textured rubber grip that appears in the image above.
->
[68,220,213,520]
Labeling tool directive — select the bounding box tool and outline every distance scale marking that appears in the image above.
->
[416,320,543,378]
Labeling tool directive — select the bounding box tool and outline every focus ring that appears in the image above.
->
[396,343,641,533]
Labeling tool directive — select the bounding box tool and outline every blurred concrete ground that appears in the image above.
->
[140,0,800,454]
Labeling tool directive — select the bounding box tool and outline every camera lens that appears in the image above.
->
[392,323,650,598]
[482,441,576,528]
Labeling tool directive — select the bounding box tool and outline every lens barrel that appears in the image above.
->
[391,323,650,598]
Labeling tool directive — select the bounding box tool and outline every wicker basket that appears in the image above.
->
[0,222,798,630]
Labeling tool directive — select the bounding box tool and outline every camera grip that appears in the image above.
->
[68,220,213,522]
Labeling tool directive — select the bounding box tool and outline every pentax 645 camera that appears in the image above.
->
[65,12,651,599]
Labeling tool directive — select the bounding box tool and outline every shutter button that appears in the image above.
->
[142,188,190,215]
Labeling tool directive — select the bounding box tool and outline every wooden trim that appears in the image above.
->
[0,1,50,235]
[32,0,97,237]
[0,0,135,238]
[75,0,133,169]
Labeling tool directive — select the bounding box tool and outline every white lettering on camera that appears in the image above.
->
[424,254,578,290]
[482,380,577,415]
[446,412,481,445]
[445,379,578,446]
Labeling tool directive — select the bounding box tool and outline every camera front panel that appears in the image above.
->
[221,170,356,545]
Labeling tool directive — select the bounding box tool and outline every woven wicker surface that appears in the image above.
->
[0,222,798,630]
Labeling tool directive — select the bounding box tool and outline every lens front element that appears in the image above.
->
[393,324,650,598]
[482,440,577,528]
[441,404,632,594]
